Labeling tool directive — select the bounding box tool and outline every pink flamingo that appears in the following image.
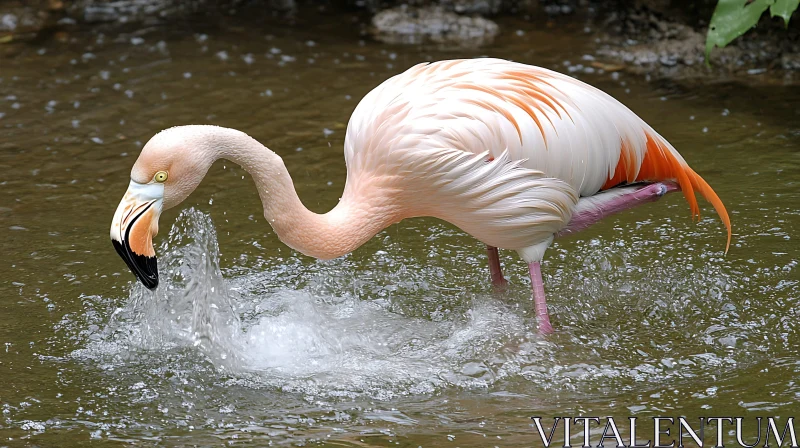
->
[111,58,731,333]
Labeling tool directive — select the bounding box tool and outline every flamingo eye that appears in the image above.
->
[154,171,168,183]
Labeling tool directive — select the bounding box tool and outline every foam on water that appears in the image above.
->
[237,290,539,397]
[71,208,799,403]
[77,209,553,399]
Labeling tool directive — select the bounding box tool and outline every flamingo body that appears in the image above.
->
[110,58,732,332]
[342,58,731,260]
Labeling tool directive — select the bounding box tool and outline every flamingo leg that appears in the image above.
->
[528,261,554,334]
[521,182,679,334]
[486,245,508,288]
[557,181,679,237]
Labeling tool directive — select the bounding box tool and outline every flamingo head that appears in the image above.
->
[110,126,215,290]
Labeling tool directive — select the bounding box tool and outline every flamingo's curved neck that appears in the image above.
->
[207,128,394,259]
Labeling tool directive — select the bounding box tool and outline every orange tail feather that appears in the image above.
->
[687,167,732,252]
[603,133,732,252]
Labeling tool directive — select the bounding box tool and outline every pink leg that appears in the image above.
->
[529,261,554,334]
[520,182,678,334]
[557,182,680,237]
[486,245,508,288]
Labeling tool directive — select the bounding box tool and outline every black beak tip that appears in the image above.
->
[112,239,159,291]
[141,273,159,291]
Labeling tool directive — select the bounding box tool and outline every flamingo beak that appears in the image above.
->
[110,180,164,290]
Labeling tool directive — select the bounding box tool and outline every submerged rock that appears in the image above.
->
[782,53,800,70]
[68,0,204,24]
[0,1,59,42]
[371,5,498,46]
[596,4,800,78]
[439,0,502,15]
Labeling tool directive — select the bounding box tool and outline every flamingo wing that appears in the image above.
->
[343,58,731,251]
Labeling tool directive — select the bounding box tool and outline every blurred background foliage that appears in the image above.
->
[706,0,798,58]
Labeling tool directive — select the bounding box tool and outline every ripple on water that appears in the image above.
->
[69,209,798,405]
[72,209,552,400]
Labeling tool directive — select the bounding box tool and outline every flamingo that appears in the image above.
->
[111,58,731,333]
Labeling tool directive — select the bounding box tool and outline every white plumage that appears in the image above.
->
[342,58,730,262]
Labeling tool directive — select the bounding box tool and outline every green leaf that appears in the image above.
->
[705,0,774,62]
[770,0,800,26]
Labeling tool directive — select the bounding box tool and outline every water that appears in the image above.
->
[1,6,799,446]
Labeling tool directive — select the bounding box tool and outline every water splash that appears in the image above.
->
[92,209,245,371]
[79,209,552,399]
[72,208,799,404]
